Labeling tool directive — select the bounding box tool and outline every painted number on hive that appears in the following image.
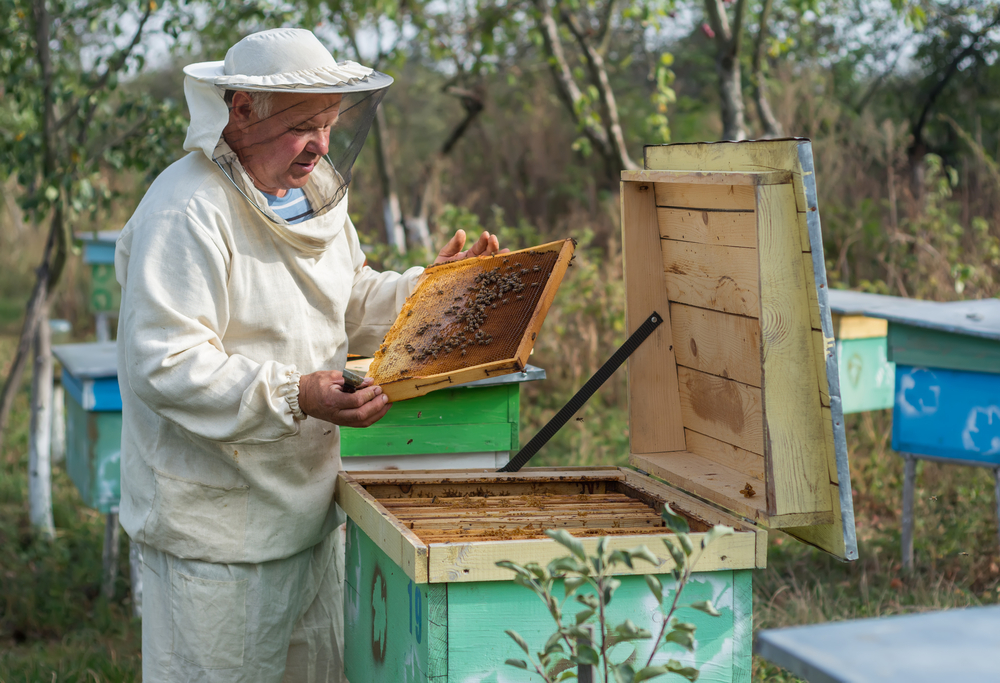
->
[407,581,423,643]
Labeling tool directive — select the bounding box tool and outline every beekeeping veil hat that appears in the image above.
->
[182,28,392,239]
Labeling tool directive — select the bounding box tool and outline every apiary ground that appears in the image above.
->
[369,249,561,383]
[378,492,671,543]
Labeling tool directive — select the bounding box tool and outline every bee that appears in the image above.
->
[461,349,466,357]
[406,310,413,316]
[516,295,523,300]
[531,282,539,287]
[739,483,756,498]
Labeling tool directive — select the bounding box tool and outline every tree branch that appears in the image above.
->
[57,1,155,134]
[751,0,783,138]
[533,0,611,160]
[911,9,1000,151]
[559,4,637,170]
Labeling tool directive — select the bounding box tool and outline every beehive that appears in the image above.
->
[367,239,575,402]
[340,139,857,682]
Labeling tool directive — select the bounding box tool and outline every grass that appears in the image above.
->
[2,338,999,682]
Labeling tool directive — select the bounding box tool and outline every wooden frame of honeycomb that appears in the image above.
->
[366,239,576,402]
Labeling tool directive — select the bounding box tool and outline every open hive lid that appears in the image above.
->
[621,139,858,561]
[367,239,575,401]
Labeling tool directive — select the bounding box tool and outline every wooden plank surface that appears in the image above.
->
[426,531,758,582]
[803,252,824,331]
[685,429,765,482]
[654,182,757,211]
[756,183,832,519]
[833,314,888,340]
[662,240,760,318]
[812,329,833,407]
[658,207,757,248]
[671,303,763,387]
[621,181,686,453]
[631,450,767,521]
[677,366,764,455]
[336,474,428,583]
[513,239,576,367]
[622,169,792,186]
[619,469,769,567]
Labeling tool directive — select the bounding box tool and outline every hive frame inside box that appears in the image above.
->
[336,467,767,584]
[367,239,574,402]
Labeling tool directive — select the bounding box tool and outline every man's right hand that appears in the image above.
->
[297,371,391,427]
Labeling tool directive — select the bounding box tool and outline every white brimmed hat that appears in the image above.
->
[183,28,393,94]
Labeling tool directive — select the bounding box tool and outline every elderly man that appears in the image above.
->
[115,28,501,682]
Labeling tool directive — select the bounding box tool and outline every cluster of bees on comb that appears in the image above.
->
[401,257,545,364]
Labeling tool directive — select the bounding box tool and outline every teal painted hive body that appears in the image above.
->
[337,468,766,683]
[344,521,753,683]
[836,336,894,414]
[53,342,122,513]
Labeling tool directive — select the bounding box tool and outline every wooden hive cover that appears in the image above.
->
[621,139,858,561]
[367,239,575,402]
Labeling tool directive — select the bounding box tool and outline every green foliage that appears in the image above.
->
[496,506,734,682]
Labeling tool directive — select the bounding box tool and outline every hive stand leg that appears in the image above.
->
[129,541,143,618]
[95,312,111,342]
[901,454,917,571]
[994,468,1000,559]
[102,507,120,600]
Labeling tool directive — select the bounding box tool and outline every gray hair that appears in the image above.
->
[224,90,274,119]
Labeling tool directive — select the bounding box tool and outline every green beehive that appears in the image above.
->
[338,139,858,682]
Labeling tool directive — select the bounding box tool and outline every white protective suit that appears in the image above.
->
[115,75,422,566]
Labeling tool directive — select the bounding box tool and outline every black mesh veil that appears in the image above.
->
[213,83,388,226]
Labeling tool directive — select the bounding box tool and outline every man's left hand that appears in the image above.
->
[432,229,507,265]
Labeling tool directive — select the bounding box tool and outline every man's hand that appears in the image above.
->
[433,229,508,265]
[298,371,390,427]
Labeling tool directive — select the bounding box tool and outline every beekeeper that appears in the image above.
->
[115,28,502,682]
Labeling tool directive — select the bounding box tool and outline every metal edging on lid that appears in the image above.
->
[798,141,859,561]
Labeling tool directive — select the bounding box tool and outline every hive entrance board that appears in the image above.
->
[367,240,574,402]
[619,139,858,562]
[336,467,766,584]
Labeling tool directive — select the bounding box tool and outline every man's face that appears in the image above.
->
[227,91,343,197]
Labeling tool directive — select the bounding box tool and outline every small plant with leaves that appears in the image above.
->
[496,505,735,682]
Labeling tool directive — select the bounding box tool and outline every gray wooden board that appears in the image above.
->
[755,605,1000,683]
[827,290,1000,341]
[52,342,118,379]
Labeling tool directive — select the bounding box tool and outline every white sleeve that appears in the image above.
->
[117,208,301,444]
[342,215,423,356]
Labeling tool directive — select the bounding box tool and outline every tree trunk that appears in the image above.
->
[704,0,748,141]
[0,204,64,454]
[751,0,783,138]
[372,105,407,253]
[718,56,746,141]
[28,300,54,540]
